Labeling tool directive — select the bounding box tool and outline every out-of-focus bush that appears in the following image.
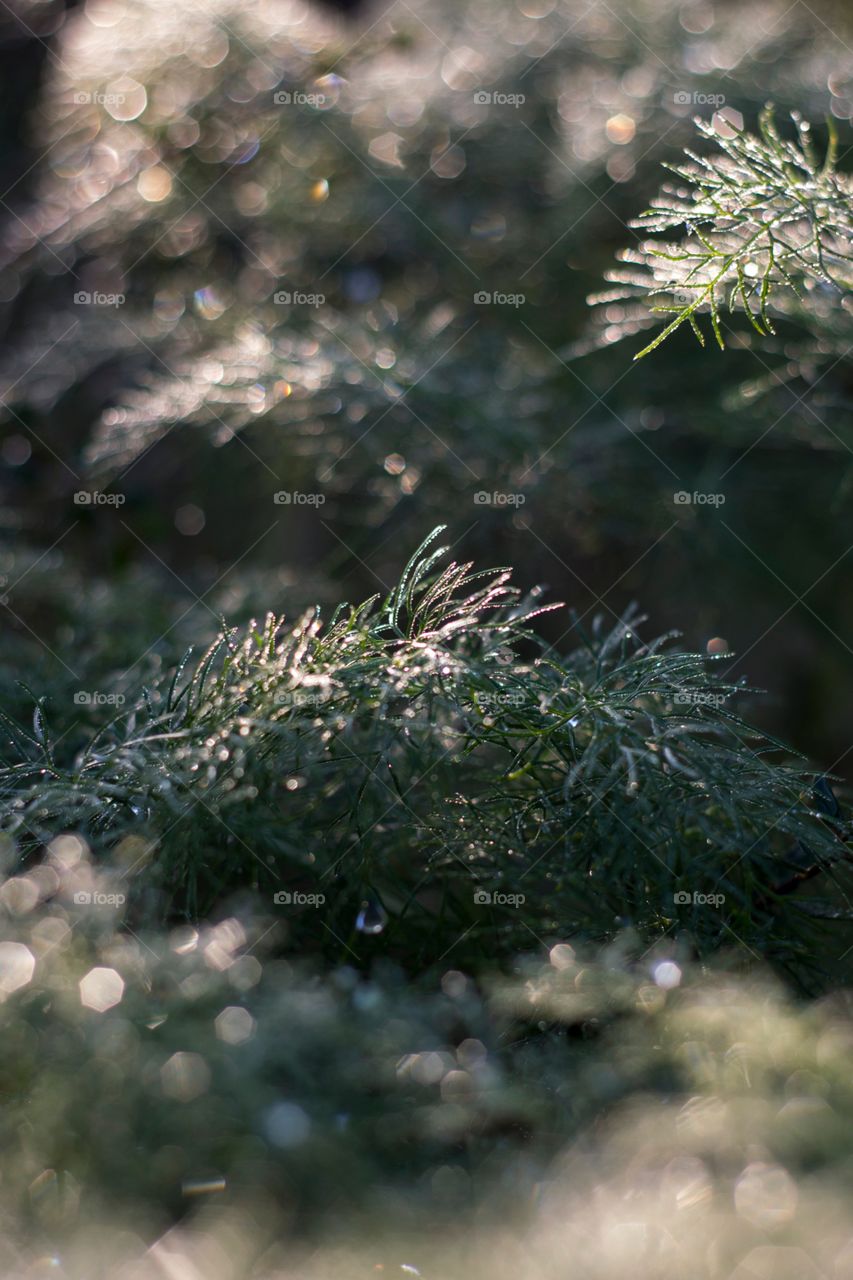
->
[2,837,853,1277]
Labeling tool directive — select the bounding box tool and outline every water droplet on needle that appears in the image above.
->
[356,897,388,935]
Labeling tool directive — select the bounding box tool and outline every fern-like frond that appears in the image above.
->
[592,107,853,359]
[0,531,847,980]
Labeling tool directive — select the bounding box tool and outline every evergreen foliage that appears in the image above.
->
[1,530,850,981]
[595,108,853,358]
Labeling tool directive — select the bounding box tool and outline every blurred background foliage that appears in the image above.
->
[1,0,852,767]
[3,858,853,1278]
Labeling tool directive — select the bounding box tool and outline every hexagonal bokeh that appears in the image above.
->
[0,942,35,996]
[214,1005,255,1045]
[79,966,125,1013]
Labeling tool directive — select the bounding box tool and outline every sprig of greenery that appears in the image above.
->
[595,107,853,359]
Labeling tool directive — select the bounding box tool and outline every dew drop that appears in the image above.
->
[356,897,388,935]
